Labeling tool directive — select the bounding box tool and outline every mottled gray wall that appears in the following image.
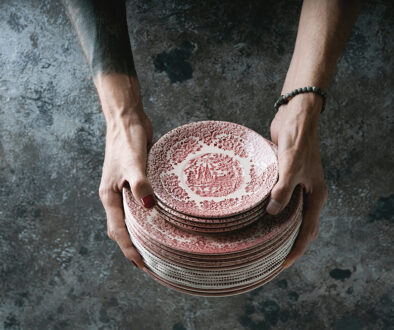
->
[0,0,393,329]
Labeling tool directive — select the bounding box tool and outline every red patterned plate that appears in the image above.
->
[126,196,301,260]
[137,235,289,283]
[156,198,268,225]
[126,211,300,262]
[122,185,302,255]
[147,121,278,218]
[156,208,265,228]
[127,217,300,269]
[160,213,261,233]
[130,224,298,284]
[126,219,299,269]
[128,222,300,273]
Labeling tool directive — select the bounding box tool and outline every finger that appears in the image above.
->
[126,171,155,209]
[282,186,327,269]
[99,187,145,269]
[266,162,298,215]
[108,222,145,269]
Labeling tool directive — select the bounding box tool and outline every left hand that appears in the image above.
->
[267,93,328,269]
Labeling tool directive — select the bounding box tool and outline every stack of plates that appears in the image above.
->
[146,121,279,233]
[122,121,303,296]
[123,185,303,296]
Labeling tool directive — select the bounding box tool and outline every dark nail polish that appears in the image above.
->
[141,194,155,208]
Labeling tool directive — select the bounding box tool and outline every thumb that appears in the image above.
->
[126,170,155,209]
[266,175,297,215]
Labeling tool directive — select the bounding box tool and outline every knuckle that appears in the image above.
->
[107,227,115,241]
[99,186,111,203]
[123,248,136,261]
[308,225,319,241]
[303,180,314,192]
[274,182,291,197]
[107,227,119,242]
[129,177,148,193]
[289,249,302,261]
[311,229,319,241]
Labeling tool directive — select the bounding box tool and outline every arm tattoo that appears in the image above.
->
[62,0,137,78]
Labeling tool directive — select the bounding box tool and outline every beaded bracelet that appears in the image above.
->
[274,86,327,113]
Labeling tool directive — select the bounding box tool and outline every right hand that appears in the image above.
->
[268,93,327,269]
[99,105,154,269]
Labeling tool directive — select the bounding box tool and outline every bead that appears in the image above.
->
[274,86,327,113]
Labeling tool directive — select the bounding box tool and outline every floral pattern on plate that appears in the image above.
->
[147,121,278,218]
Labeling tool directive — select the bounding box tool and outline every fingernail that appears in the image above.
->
[267,199,281,215]
[141,194,155,208]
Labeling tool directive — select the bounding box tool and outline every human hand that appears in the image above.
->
[97,75,154,269]
[267,93,328,269]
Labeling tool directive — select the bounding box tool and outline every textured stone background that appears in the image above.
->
[0,0,393,329]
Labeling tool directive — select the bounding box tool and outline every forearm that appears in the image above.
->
[63,0,142,124]
[282,0,362,104]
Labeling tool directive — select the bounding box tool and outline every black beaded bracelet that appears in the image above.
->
[274,86,327,113]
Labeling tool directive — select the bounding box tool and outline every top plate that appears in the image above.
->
[147,121,278,218]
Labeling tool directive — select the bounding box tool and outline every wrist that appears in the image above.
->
[95,73,144,124]
[289,92,323,113]
[279,93,322,128]
[104,109,146,144]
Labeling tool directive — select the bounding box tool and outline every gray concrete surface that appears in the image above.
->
[0,0,393,329]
